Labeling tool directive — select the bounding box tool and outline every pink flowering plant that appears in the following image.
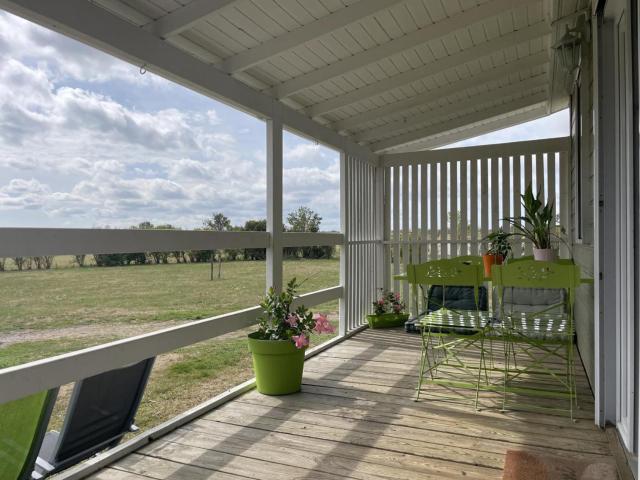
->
[372,289,406,315]
[257,278,334,349]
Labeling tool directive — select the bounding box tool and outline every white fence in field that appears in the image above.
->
[380,137,570,300]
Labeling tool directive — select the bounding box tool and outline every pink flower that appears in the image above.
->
[377,299,385,305]
[313,314,335,334]
[394,293,401,301]
[393,304,402,313]
[292,334,309,349]
[285,313,298,328]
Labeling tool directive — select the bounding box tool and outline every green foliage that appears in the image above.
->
[285,207,334,259]
[243,219,267,260]
[372,289,405,315]
[504,183,558,249]
[485,229,512,258]
[203,213,231,232]
[256,278,316,343]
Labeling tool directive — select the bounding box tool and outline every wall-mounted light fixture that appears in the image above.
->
[554,25,583,75]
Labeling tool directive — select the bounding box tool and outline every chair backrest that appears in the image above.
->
[0,390,57,480]
[407,259,484,313]
[452,255,483,267]
[49,358,154,471]
[491,260,581,314]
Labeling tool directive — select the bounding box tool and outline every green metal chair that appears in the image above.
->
[453,255,483,267]
[408,259,490,407]
[491,259,581,420]
[0,390,57,480]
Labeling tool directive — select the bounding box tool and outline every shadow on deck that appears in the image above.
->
[90,328,619,480]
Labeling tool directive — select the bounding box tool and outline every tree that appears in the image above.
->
[203,213,231,279]
[287,206,321,233]
[285,207,333,259]
[13,257,24,271]
[74,254,86,267]
[243,219,267,260]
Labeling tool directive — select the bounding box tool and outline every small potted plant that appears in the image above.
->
[483,229,512,277]
[248,278,334,395]
[367,290,408,329]
[504,183,562,261]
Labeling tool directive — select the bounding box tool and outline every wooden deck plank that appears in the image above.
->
[95,328,617,479]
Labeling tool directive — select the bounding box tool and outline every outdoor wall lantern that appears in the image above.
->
[553,25,583,90]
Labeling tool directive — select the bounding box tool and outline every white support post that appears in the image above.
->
[339,152,349,336]
[266,116,283,293]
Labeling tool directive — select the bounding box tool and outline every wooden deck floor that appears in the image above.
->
[91,328,619,480]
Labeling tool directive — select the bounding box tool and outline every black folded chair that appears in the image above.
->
[33,358,154,478]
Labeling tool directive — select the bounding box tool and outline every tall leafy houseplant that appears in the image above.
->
[482,229,512,277]
[248,278,334,395]
[505,183,559,261]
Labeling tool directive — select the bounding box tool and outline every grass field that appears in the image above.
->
[0,258,340,431]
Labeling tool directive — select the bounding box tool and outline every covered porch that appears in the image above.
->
[0,0,629,478]
[91,328,615,480]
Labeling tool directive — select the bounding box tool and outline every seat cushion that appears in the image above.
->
[495,287,565,314]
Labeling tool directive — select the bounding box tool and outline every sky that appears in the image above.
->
[0,11,568,232]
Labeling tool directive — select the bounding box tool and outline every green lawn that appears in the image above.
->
[0,258,340,431]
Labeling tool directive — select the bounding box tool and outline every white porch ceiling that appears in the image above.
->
[1,0,586,153]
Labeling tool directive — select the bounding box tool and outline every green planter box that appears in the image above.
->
[366,313,409,329]
[247,332,305,395]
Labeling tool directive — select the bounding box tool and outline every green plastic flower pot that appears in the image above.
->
[247,332,306,395]
[366,313,410,329]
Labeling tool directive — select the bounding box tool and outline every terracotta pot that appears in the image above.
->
[482,254,503,278]
[533,248,557,262]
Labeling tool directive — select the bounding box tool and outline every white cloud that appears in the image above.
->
[0,12,168,87]
[443,110,570,148]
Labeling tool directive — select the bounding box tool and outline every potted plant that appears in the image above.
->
[248,278,334,395]
[367,290,408,329]
[483,229,512,277]
[504,183,561,261]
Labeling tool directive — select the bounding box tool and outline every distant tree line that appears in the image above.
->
[1,206,335,272]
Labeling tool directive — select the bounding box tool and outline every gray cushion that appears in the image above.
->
[495,287,566,314]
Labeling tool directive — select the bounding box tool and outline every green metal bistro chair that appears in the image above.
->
[0,390,57,480]
[491,260,581,420]
[408,259,490,408]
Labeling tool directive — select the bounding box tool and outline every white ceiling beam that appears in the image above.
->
[270,0,538,99]
[333,52,548,132]
[357,75,548,142]
[144,0,237,38]
[0,0,376,163]
[370,92,548,152]
[307,21,551,118]
[394,105,549,151]
[218,0,405,74]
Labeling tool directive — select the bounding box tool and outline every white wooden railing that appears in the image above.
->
[380,137,570,300]
[0,228,344,404]
[340,154,384,333]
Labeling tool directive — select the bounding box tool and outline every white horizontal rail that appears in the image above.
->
[0,228,268,258]
[0,285,343,404]
[380,137,570,166]
[0,229,346,258]
[56,323,369,480]
[281,232,344,247]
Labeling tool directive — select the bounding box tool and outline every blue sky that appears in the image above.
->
[0,11,567,232]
